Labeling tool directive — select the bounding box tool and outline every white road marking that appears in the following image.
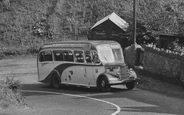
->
[23,90,121,115]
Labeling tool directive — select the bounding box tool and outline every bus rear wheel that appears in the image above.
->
[126,81,135,90]
[51,74,61,89]
[98,77,110,92]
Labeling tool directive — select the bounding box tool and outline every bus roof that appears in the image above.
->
[39,40,120,51]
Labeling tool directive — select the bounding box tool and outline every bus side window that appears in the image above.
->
[63,50,74,62]
[53,50,63,61]
[74,51,84,63]
[39,51,53,62]
[85,51,92,63]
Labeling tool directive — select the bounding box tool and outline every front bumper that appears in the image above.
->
[109,77,140,85]
[108,70,139,85]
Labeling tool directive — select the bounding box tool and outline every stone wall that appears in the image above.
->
[124,45,184,85]
[143,47,181,77]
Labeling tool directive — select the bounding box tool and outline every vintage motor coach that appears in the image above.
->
[37,40,138,91]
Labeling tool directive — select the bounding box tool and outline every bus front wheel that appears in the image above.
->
[126,81,135,90]
[98,77,110,92]
[51,74,61,89]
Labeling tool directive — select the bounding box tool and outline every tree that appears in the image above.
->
[137,0,184,35]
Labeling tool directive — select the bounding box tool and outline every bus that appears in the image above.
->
[37,40,138,91]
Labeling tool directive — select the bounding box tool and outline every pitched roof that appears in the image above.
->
[91,12,129,31]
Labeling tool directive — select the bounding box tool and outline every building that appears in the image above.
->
[88,12,129,49]
[158,34,184,49]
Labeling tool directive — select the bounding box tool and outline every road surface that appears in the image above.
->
[0,56,184,115]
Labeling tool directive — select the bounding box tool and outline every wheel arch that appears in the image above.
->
[96,73,110,86]
[129,70,137,78]
[50,70,61,83]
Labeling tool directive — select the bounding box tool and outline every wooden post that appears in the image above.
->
[133,0,137,46]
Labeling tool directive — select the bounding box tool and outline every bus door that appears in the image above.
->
[91,51,103,84]
[74,51,88,86]
[38,50,54,82]
[84,51,96,86]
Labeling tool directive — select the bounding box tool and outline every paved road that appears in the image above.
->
[0,56,184,115]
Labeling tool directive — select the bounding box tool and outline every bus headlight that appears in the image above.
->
[129,68,133,72]
[116,70,120,76]
[127,68,133,76]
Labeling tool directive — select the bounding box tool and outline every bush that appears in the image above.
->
[0,77,27,109]
[0,52,5,60]
[0,43,41,59]
[26,45,39,54]
[145,43,184,57]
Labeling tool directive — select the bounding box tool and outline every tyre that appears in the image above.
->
[51,74,61,89]
[98,77,110,92]
[126,81,135,90]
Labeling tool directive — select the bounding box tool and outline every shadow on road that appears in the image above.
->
[21,83,129,97]
[20,83,184,115]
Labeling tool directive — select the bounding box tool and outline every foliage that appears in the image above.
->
[145,43,184,57]
[32,17,53,39]
[166,39,184,54]
[126,42,184,66]
[1,0,184,56]
[0,77,27,109]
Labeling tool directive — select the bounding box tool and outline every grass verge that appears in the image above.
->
[0,77,28,109]
[135,68,184,99]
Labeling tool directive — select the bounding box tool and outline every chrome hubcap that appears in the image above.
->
[101,80,105,87]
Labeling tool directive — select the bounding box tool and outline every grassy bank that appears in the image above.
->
[0,77,28,109]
